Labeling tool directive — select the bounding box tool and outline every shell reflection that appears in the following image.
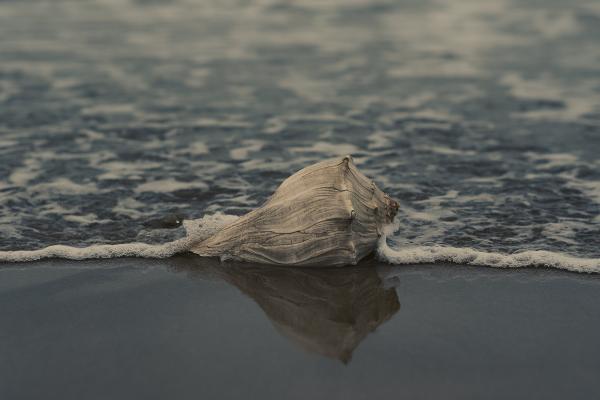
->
[170,257,400,363]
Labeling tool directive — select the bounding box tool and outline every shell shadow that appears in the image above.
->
[167,255,401,364]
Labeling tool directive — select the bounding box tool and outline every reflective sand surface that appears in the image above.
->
[1,258,599,399]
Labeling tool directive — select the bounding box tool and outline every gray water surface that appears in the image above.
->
[1,0,599,257]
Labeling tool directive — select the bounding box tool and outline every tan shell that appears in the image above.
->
[190,156,399,267]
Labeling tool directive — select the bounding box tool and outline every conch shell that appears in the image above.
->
[190,156,399,266]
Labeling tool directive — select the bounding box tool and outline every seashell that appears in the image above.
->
[190,155,399,266]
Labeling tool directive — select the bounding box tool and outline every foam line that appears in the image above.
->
[377,237,600,274]
[2,213,599,273]
[0,213,239,263]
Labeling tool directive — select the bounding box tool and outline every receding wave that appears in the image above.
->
[377,226,600,274]
[1,213,599,274]
[0,213,239,263]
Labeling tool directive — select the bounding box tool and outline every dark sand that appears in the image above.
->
[1,257,599,400]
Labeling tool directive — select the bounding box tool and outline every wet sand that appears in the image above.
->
[1,256,599,400]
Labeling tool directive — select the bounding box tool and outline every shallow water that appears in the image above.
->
[1,257,600,399]
[1,0,599,264]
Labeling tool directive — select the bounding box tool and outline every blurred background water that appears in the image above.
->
[0,0,599,258]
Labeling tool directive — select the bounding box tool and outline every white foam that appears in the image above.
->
[134,179,209,193]
[0,213,239,263]
[2,212,599,274]
[229,140,265,161]
[377,225,600,274]
[289,142,361,157]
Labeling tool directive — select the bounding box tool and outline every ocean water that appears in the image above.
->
[1,0,600,271]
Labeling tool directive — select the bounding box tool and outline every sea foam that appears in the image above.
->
[377,222,600,274]
[0,213,239,263]
[1,213,598,274]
